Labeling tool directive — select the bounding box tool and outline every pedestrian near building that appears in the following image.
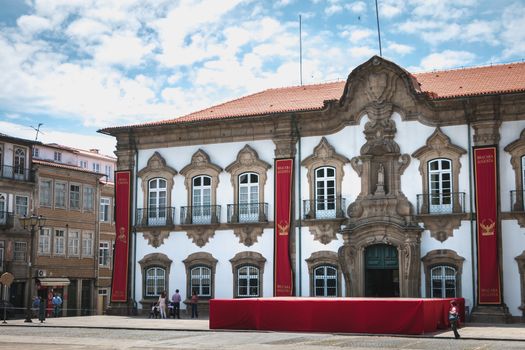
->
[171,289,181,319]
[158,291,167,319]
[52,294,62,317]
[448,300,460,339]
[32,296,40,318]
[191,290,198,319]
[38,296,46,323]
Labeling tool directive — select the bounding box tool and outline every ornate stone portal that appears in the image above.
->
[338,67,423,297]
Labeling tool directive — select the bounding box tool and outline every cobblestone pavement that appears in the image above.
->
[0,316,524,350]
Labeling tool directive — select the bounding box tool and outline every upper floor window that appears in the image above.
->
[15,195,28,217]
[148,178,167,222]
[82,232,93,257]
[0,194,5,225]
[92,163,100,173]
[190,266,211,297]
[0,241,4,271]
[99,241,111,267]
[83,186,94,211]
[237,265,260,297]
[68,230,79,257]
[14,148,25,176]
[39,179,52,207]
[239,173,259,223]
[315,167,336,218]
[38,228,51,255]
[100,197,111,222]
[70,184,81,210]
[430,265,457,298]
[105,165,112,180]
[54,181,67,208]
[14,241,26,261]
[54,151,62,162]
[32,147,39,158]
[145,267,165,297]
[428,159,452,213]
[0,145,3,169]
[54,229,65,255]
[192,175,212,224]
[313,265,337,297]
[79,160,88,169]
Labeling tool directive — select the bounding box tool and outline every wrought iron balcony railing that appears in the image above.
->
[136,207,176,227]
[227,203,268,223]
[416,192,466,215]
[302,197,346,220]
[510,190,525,212]
[180,205,221,225]
[0,211,14,228]
[0,165,34,182]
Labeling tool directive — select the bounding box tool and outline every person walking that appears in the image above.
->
[191,290,199,319]
[158,291,167,319]
[52,293,62,317]
[38,296,46,323]
[171,289,182,319]
[448,300,460,339]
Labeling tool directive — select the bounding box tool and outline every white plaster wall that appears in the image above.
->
[501,220,525,316]
[420,222,475,311]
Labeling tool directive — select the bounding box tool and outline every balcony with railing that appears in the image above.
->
[416,192,466,215]
[0,165,34,182]
[180,205,221,225]
[302,197,347,220]
[510,190,525,212]
[0,211,14,228]
[136,207,176,227]
[227,203,268,223]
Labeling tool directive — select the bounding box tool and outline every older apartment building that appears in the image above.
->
[0,134,116,317]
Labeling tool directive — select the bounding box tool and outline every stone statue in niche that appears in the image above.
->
[375,163,386,195]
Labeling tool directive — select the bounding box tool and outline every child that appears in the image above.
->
[149,302,160,319]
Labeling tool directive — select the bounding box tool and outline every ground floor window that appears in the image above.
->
[237,265,260,297]
[431,265,457,298]
[314,265,337,297]
[190,266,211,297]
[145,267,165,296]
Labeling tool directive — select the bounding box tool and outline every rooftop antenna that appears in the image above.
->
[374,0,383,56]
[299,14,303,86]
[30,123,44,141]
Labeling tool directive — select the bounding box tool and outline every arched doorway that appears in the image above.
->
[364,244,399,297]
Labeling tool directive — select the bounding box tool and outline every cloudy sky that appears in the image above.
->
[1,0,524,156]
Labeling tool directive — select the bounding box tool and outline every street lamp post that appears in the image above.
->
[20,214,46,323]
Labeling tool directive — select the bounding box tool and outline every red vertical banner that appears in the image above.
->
[274,159,294,296]
[474,147,501,304]
[111,170,131,303]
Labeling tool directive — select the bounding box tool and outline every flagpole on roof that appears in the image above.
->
[299,14,303,86]
[375,0,383,56]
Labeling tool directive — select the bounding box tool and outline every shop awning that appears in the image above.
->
[36,278,71,287]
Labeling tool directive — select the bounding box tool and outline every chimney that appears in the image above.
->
[90,149,99,154]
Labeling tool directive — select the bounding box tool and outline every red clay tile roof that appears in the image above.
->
[99,61,525,132]
[33,159,104,176]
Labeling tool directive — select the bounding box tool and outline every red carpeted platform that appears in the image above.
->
[209,297,464,335]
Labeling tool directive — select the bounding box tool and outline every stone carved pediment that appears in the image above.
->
[184,226,216,247]
[143,230,170,248]
[138,252,172,269]
[412,128,466,161]
[418,213,465,242]
[307,220,341,245]
[180,149,222,176]
[233,225,265,247]
[225,145,271,187]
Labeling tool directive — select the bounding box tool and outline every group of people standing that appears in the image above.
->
[153,289,199,319]
[31,293,63,322]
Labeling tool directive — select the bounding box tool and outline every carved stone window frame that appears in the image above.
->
[137,152,177,211]
[229,251,267,298]
[138,252,173,304]
[412,128,467,241]
[180,149,222,208]
[301,137,350,203]
[421,249,465,298]
[515,251,525,315]
[504,129,525,214]
[183,252,218,300]
[225,145,271,208]
[305,251,342,297]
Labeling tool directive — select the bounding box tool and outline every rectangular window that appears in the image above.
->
[68,230,80,257]
[105,165,112,180]
[32,147,39,158]
[0,241,4,271]
[79,160,88,169]
[92,163,100,173]
[70,184,81,210]
[38,228,51,255]
[83,186,94,211]
[100,197,111,222]
[15,195,29,217]
[54,151,62,162]
[55,181,67,208]
[14,241,27,261]
[98,289,108,296]
[82,232,93,257]
[39,179,52,207]
[54,229,65,255]
[99,241,110,267]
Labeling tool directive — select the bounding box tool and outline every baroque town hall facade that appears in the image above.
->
[101,56,525,322]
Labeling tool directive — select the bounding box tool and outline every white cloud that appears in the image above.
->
[346,1,366,14]
[325,4,343,16]
[66,18,110,41]
[416,50,476,71]
[386,42,414,56]
[94,33,154,67]
[16,15,52,35]
[500,3,525,58]
[341,27,374,44]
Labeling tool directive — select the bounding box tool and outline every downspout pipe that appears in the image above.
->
[292,115,302,296]
[467,118,477,313]
[132,132,139,308]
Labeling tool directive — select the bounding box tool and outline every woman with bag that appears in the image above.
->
[448,300,460,339]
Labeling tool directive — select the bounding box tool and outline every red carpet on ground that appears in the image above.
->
[209,297,464,335]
